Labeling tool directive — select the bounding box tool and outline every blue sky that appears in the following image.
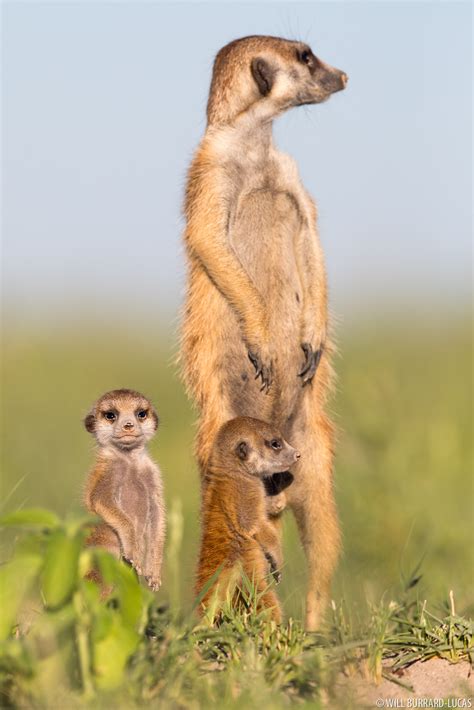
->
[2,1,472,325]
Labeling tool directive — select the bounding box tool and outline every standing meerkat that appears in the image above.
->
[83,389,165,591]
[181,35,347,629]
[196,416,300,622]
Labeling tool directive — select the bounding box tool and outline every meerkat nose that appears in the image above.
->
[295,450,301,459]
[340,72,348,88]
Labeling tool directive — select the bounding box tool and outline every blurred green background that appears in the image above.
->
[2,319,472,620]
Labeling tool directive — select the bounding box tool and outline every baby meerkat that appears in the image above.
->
[83,389,165,591]
[196,417,300,622]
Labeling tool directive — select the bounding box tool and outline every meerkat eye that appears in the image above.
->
[270,439,282,451]
[236,441,248,460]
[104,411,116,421]
[137,410,148,420]
[299,49,312,66]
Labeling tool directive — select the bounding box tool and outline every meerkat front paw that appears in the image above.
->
[298,342,323,386]
[145,575,161,592]
[263,471,294,515]
[266,492,287,517]
[142,558,162,592]
[248,349,273,393]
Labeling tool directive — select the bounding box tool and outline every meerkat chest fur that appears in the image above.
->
[204,471,265,536]
[93,449,161,519]
[207,122,313,319]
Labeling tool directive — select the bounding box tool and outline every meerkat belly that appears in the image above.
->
[230,188,303,314]
[182,190,304,422]
[228,188,304,419]
[119,468,148,540]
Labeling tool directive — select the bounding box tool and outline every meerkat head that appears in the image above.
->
[84,389,158,452]
[207,35,347,126]
[212,416,300,477]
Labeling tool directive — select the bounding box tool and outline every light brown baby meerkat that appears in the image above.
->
[196,416,300,623]
[83,389,165,591]
[181,36,347,630]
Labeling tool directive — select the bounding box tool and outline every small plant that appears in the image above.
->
[0,508,152,705]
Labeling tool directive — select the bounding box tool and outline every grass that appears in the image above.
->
[0,509,471,708]
[0,317,473,707]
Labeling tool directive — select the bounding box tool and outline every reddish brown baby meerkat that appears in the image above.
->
[83,389,165,592]
[181,35,347,630]
[196,416,300,623]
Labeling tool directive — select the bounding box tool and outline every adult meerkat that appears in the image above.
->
[83,389,165,591]
[181,35,347,630]
[196,416,299,622]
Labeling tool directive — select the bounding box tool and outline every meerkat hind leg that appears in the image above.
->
[287,416,340,632]
[86,523,121,558]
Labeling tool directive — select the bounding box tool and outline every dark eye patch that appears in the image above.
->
[136,409,148,420]
[103,410,117,421]
[298,48,312,65]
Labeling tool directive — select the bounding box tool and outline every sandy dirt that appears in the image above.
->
[336,657,473,707]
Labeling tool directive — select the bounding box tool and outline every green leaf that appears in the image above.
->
[92,619,139,690]
[0,554,43,640]
[42,530,81,610]
[0,508,60,529]
[91,608,114,642]
[93,548,118,588]
[64,515,99,538]
[114,561,147,629]
[95,551,150,630]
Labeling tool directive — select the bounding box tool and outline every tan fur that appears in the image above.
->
[195,417,299,622]
[83,389,166,591]
[181,36,347,629]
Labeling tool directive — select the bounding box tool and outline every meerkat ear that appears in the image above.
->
[251,58,275,97]
[151,408,159,431]
[84,413,96,433]
[236,441,248,461]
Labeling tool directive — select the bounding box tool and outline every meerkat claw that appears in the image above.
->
[248,350,259,372]
[264,551,282,584]
[298,343,323,385]
[249,350,272,392]
[298,343,313,377]
[260,371,272,393]
[145,576,161,592]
